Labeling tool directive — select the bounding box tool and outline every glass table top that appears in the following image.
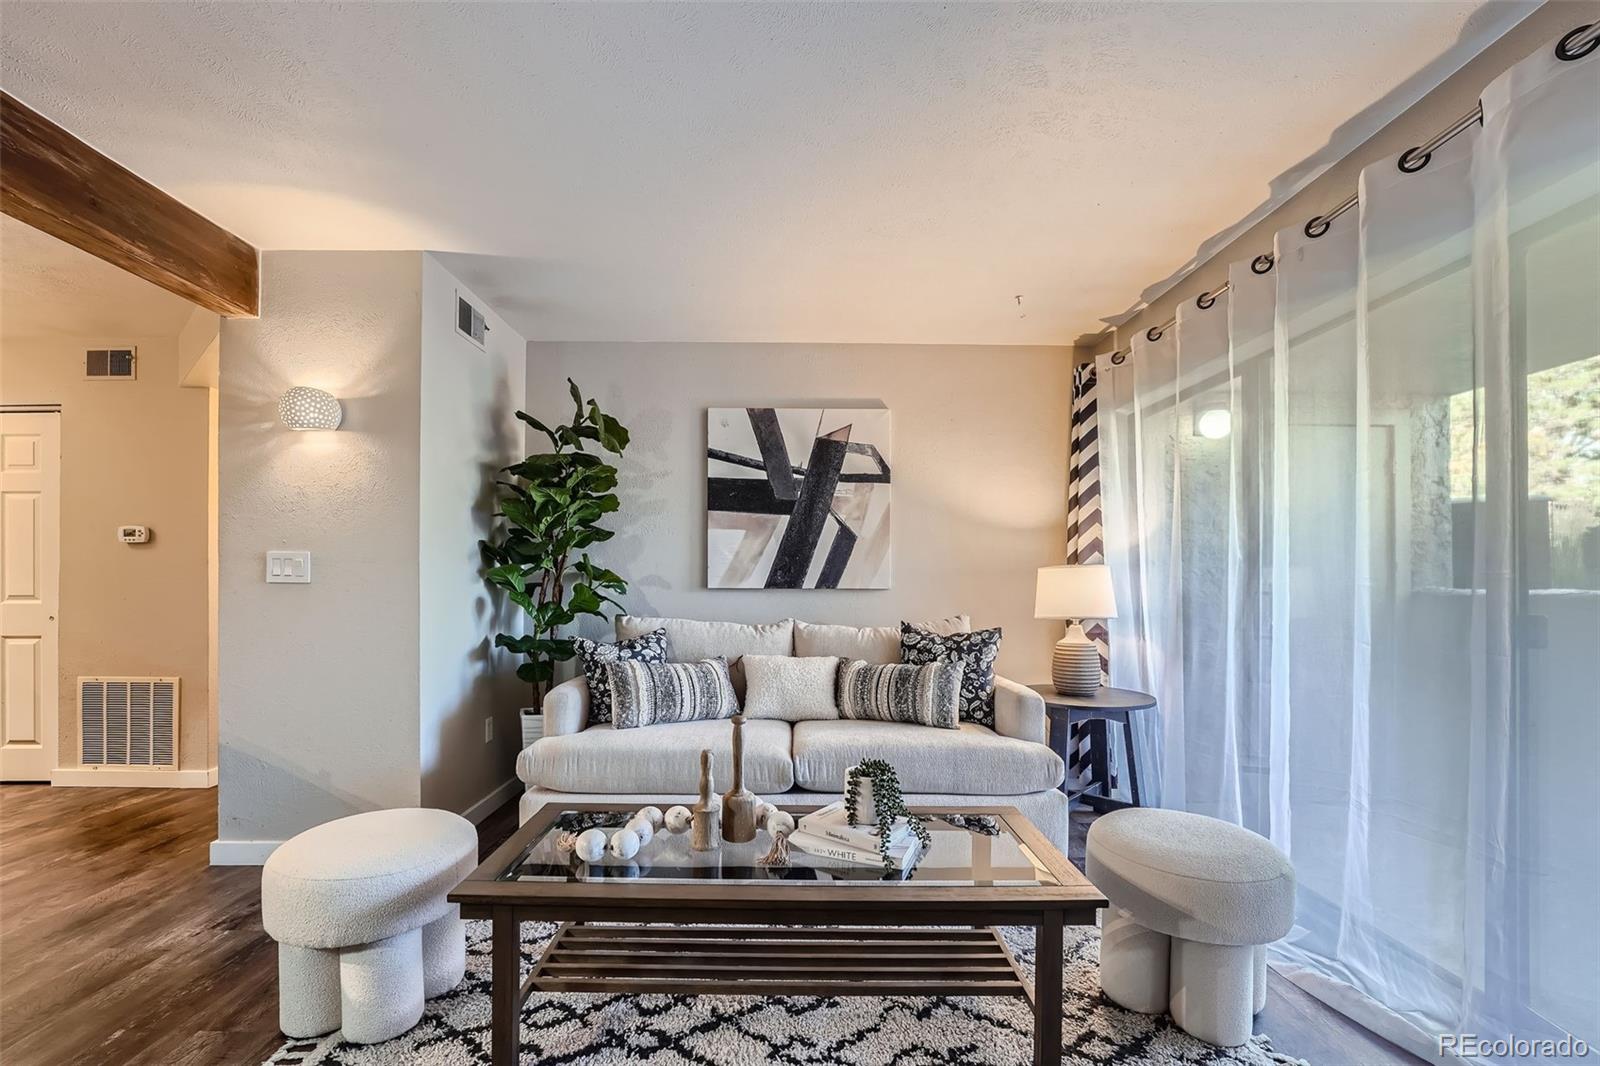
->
[500,809,1061,887]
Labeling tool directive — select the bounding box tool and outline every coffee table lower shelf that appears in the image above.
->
[524,923,1036,1000]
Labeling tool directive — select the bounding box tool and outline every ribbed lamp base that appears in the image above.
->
[1051,627,1102,696]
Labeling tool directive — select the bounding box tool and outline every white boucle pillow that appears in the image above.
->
[740,655,840,722]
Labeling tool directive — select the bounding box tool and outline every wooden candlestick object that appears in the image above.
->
[691,749,721,852]
[722,715,759,843]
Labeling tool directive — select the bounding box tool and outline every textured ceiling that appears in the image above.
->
[0,216,198,340]
[0,2,1531,345]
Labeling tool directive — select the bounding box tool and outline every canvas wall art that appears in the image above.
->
[707,407,892,589]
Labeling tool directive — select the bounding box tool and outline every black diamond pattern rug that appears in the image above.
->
[265,921,1303,1065]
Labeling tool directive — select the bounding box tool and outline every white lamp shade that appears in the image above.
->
[1035,564,1118,620]
[279,386,343,430]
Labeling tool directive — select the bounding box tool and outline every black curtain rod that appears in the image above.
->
[1105,20,1598,367]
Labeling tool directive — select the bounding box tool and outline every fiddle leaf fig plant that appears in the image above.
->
[481,379,631,705]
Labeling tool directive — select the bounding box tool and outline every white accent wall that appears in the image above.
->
[524,342,1073,678]
[214,251,525,863]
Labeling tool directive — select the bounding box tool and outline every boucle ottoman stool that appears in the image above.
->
[1085,808,1294,1047]
[262,808,478,1044]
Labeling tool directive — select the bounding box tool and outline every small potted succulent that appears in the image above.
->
[845,759,933,873]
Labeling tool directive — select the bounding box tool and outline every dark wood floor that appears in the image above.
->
[0,785,1421,1065]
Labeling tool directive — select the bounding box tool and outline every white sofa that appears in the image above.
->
[514,616,1071,851]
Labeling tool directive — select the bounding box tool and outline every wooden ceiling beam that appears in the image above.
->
[1,91,259,317]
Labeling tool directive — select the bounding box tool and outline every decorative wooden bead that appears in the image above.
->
[607,827,641,860]
[574,829,607,863]
[626,816,654,845]
[765,810,796,837]
[638,805,665,830]
[664,805,693,833]
[756,803,778,829]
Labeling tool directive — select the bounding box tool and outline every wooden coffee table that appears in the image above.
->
[450,802,1106,1066]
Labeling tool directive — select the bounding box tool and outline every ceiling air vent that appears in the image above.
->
[85,348,137,380]
[456,294,488,348]
[79,677,179,768]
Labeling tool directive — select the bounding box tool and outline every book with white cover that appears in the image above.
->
[787,827,920,874]
[797,800,912,850]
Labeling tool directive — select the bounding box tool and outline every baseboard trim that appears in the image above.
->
[207,781,519,866]
[461,777,521,825]
[51,766,217,788]
[209,839,282,866]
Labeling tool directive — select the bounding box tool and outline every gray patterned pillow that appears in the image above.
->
[836,659,962,729]
[899,623,1002,727]
[574,629,668,725]
[609,657,740,730]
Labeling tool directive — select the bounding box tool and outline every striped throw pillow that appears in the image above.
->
[609,658,740,730]
[573,629,668,725]
[835,659,963,729]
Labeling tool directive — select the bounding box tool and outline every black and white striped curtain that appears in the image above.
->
[1064,362,1113,792]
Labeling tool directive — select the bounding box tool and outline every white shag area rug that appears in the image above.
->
[266,920,1304,1065]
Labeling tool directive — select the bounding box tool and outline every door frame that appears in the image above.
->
[0,406,62,782]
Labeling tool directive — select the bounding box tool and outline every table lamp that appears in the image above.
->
[1035,564,1118,696]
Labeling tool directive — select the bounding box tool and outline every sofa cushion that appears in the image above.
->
[741,654,840,722]
[519,719,795,794]
[616,615,794,661]
[791,719,1062,795]
[793,616,970,663]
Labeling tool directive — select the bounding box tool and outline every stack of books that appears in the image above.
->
[787,801,921,874]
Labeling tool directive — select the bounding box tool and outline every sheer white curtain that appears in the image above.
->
[1099,29,1598,1062]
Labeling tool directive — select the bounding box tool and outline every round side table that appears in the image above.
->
[1028,684,1156,810]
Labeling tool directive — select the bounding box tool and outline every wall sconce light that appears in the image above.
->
[279,386,343,431]
[1194,405,1231,440]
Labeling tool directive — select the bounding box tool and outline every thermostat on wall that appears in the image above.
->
[117,526,150,544]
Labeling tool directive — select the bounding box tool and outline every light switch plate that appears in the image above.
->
[266,551,312,583]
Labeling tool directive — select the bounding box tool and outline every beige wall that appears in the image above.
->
[526,342,1073,679]
[0,333,213,772]
[1089,0,1600,357]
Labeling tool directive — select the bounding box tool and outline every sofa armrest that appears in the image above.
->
[542,676,591,737]
[992,675,1047,744]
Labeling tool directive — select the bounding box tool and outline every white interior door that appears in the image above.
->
[0,412,61,781]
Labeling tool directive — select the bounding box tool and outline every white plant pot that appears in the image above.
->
[847,766,880,826]
[520,707,543,750]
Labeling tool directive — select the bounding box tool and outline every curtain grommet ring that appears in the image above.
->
[1250,254,1274,275]
[1145,326,1164,343]
[1110,352,1127,366]
[1304,216,1331,240]
[1196,291,1217,311]
[1397,147,1431,174]
[1556,23,1597,62]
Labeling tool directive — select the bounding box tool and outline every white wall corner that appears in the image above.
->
[51,766,217,788]
[461,777,521,826]
[209,838,282,866]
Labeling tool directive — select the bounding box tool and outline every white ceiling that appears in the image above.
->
[0,216,199,340]
[0,2,1532,346]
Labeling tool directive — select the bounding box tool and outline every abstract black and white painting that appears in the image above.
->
[707,407,891,589]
